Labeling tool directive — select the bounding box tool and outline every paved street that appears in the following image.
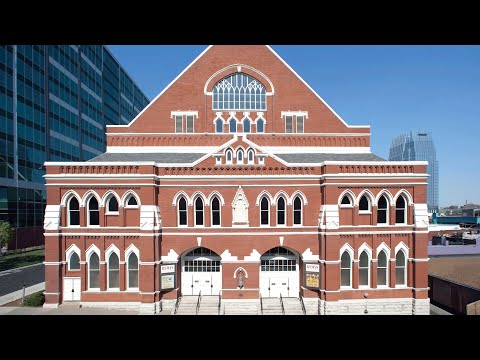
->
[0,264,44,297]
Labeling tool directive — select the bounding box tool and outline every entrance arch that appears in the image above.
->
[181,247,222,296]
[260,247,299,298]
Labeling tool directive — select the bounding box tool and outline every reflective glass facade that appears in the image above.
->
[0,45,149,232]
[389,131,439,212]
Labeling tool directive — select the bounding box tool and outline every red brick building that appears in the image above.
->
[43,45,430,314]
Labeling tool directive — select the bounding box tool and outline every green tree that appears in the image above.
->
[0,220,13,249]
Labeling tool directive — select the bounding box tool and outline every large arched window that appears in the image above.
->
[237,149,244,164]
[260,196,269,226]
[256,118,265,133]
[377,195,388,224]
[68,197,80,226]
[178,197,187,226]
[108,252,119,289]
[88,197,99,226]
[243,118,251,133]
[293,196,302,225]
[277,197,286,226]
[359,195,370,212]
[340,251,352,287]
[212,73,266,111]
[88,252,100,289]
[195,197,204,226]
[215,118,223,133]
[395,250,406,286]
[377,250,388,287]
[229,118,237,133]
[211,196,221,226]
[127,252,139,289]
[226,149,233,164]
[107,196,119,213]
[247,149,254,164]
[68,252,80,271]
[359,251,370,287]
[396,195,406,224]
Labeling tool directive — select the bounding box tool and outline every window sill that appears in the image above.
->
[67,225,81,228]
[339,205,353,208]
[125,206,139,209]
[340,286,352,290]
[394,284,408,288]
[106,212,119,216]
[376,285,390,289]
[87,225,100,228]
[359,211,372,214]
[358,285,370,289]
[67,269,81,272]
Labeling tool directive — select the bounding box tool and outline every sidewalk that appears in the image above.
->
[0,306,139,315]
[0,282,45,306]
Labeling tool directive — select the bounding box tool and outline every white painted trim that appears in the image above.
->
[106,132,371,136]
[255,190,274,206]
[189,191,208,207]
[357,189,375,209]
[66,244,81,270]
[61,190,81,207]
[206,191,225,206]
[101,190,121,208]
[81,189,101,208]
[86,245,101,290]
[107,46,213,128]
[338,189,355,207]
[170,110,199,117]
[376,242,391,259]
[121,190,141,207]
[394,189,414,206]
[290,190,308,206]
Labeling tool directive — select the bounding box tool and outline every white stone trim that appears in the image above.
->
[66,244,81,269]
[356,189,375,208]
[81,190,101,208]
[44,205,61,230]
[60,190,82,207]
[393,189,414,206]
[101,190,121,208]
[170,110,199,117]
[376,242,391,259]
[121,190,141,207]
[375,189,395,207]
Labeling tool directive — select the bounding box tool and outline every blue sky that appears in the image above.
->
[108,45,480,207]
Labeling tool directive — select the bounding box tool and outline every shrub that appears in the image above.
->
[23,291,45,307]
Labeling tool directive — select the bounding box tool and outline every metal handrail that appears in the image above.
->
[195,291,202,315]
[299,295,306,315]
[318,298,321,315]
[260,294,263,315]
[173,295,181,314]
[280,294,285,315]
[218,293,221,315]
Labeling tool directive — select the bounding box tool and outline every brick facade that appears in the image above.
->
[43,45,430,314]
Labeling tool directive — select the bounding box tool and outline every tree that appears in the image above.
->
[0,221,14,249]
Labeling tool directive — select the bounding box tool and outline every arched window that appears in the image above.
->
[195,197,204,226]
[260,196,269,226]
[277,197,286,225]
[68,197,80,226]
[215,118,223,133]
[340,251,352,287]
[108,252,119,289]
[377,250,388,287]
[248,149,254,163]
[211,197,221,226]
[256,118,265,133]
[226,149,233,163]
[229,118,237,133]
[212,73,266,111]
[237,149,244,164]
[126,195,138,207]
[395,250,406,286]
[293,196,302,225]
[88,197,99,226]
[178,197,187,226]
[377,195,388,224]
[127,252,139,289]
[396,195,406,224]
[340,194,352,206]
[243,118,251,133]
[359,195,370,211]
[359,251,370,287]
[107,196,118,213]
[68,252,80,270]
[88,252,100,289]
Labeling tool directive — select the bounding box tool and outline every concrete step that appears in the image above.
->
[59,302,82,308]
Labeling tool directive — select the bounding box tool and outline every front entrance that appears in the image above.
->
[63,277,81,301]
[260,247,299,298]
[181,247,222,296]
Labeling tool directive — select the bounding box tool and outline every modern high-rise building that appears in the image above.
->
[389,131,439,212]
[0,45,149,248]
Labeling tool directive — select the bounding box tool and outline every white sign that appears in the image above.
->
[161,264,175,274]
[305,264,320,273]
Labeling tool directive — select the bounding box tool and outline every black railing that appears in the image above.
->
[173,295,181,315]
[280,294,285,315]
[260,294,263,315]
[218,293,221,315]
[299,295,306,315]
[196,291,202,315]
[318,298,321,315]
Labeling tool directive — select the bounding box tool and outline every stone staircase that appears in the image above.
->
[223,301,259,315]
[303,298,320,315]
[282,297,305,315]
[197,296,220,315]
[261,297,284,315]
[174,296,199,315]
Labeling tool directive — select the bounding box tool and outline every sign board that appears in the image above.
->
[305,263,320,289]
[161,274,175,290]
[161,264,175,274]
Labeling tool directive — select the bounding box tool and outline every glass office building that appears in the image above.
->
[0,45,149,247]
[389,131,439,212]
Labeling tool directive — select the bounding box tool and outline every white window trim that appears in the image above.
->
[174,115,183,133]
[296,115,305,134]
[241,117,252,133]
[358,250,371,288]
[276,197,286,226]
[194,197,205,227]
[185,114,195,134]
[395,196,407,225]
[247,149,255,164]
[255,116,266,133]
[236,149,244,164]
[292,196,303,227]
[66,244,81,271]
[226,149,233,164]
[376,250,389,288]
[125,248,140,291]
[67,197,81,227]
[121,191,141,208]
[284,115,294,134]
[87,196,100,227]
[107,252,120,291]
[177,197,188,227]
[87,247,101,290]
[124,196,139,209]
[394,248,408,287]
[260,197,270,227]
[377,195,389,225]
[214,118,224,133]
[358,195,372,214]
[258,156,265,165]
[105,196,120,215]
[339,244,354,289]
[210,197,222,227]
[338,190,355,208]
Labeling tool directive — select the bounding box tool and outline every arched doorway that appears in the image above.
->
[260,247,299,298]
[181,247,222,296]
